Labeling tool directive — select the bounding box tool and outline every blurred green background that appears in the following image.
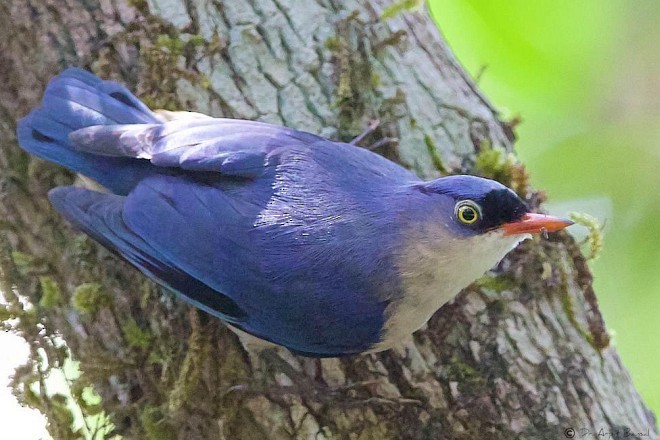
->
[428,0,660,414]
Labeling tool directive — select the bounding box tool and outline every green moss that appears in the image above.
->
[335,35,354,105]
[217,338,251,385]
[381,0,425,19]
[199,73,212,90]
[71,283,112,315]
[556,259,601,351]
[71,236,96,272]
[11,251,49,277]
[168,312,204,412]
[11,251,35,267]
[474,145,515,183]
[560,286,594,347]
[186,34,207,48]
[476,273,515,293]
[21,381,42,408]
[139,31,187,110]
[167,351,197,412]
[94,17,211,113]
[156,34,185,54]
[138,27,211,109]
[473,144,531,196]
[140,405,175,440]
[445,355,486,393]
[326,17,407,147]
[7,144,31,186]
[370,71,381,88]
[330,20,380,141]
[324,36,339,51]
[1,239,117,438]
[76,386,103,416]
[50,393,79,437]
[122,319,153,349]
[0,303,11,322]
[569,212,604,260]
[424,134,447,173]
[39,276,62,309]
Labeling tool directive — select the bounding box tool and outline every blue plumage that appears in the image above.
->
[17,69,163,195]
[18,68,552,356]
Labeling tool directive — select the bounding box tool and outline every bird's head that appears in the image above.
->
[376,175,574,350]
[417,175,572,240]
[402,175,573,292]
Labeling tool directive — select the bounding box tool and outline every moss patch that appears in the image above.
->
[424,134,448,173]
[39,276,62,309]
[473,144,530,196]
[122,319,153,349]
[569,212,604,261]
[140,405,175,440]
[476,273,515,293]
[445,355,486,394]
[71,282,112,315]
[381,0,425,19]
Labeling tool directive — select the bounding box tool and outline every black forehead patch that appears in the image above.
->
[474,188,529,232]
[416,175,529,233]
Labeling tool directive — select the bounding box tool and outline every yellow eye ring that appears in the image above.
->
[455,201,481,225]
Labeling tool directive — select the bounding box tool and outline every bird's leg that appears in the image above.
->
[365,137,399,151]
[349,119,400,151]
[349,119,381,145]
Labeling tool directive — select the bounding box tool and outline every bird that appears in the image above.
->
[17,68,572,357]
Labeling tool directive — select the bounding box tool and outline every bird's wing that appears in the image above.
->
[49,185,253,324]
[121,174,265,302]
[68,118,325,178]
[49,149,406,355]
[38,68,160,126]
[68,116,419,182]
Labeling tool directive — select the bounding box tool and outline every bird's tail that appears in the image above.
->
[17,68,162,195]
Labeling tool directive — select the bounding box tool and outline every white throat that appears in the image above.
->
[371,227,529,352]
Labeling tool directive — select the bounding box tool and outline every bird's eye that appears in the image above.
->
[455,200,481,225]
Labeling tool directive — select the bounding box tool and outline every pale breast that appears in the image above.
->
[370,225,528,352]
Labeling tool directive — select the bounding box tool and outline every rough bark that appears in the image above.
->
[0,0,655,439]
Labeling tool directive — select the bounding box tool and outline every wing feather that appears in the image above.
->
[69,118,324,177]
[48,186,248,322]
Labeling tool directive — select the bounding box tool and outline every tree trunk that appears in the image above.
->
[0,0,655,439]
